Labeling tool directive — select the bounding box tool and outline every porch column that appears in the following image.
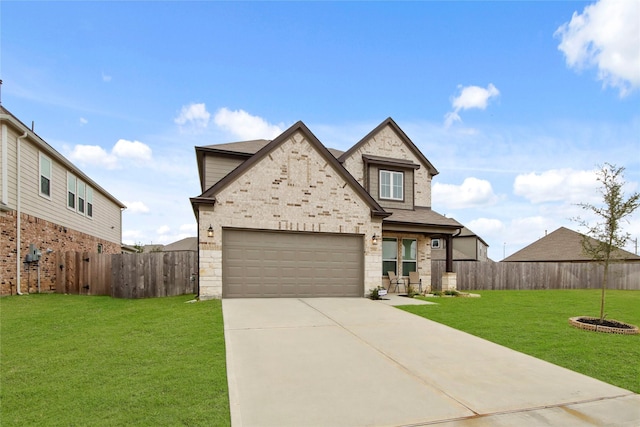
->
[446,234,453,273]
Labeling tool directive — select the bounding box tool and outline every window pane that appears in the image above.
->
[380,171,390,198]
[41,177,50,196]
[40,156,51,177]
[78,181,85,213]
[402,239,416,260]
[392,172,403,199]
[382,238,397,260]
[86,188,93,217]
[383,261,397,276]
[402,261,417,276]
[68,192,75,209]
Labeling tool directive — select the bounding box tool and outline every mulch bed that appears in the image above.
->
[569,316,639,335]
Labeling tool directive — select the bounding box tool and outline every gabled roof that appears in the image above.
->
[199,139,271,155]
[383,207,461,229]
[162,236,197,251]
[191,121,389,218]
[457,226,489,247]
[502,227,640,262]
[0,105,126,208]
[338,117,439,176]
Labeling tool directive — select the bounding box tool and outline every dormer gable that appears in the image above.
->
[339,117,437,209]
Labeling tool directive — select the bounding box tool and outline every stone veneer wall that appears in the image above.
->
[380,232,432,293]
[342,126,432,207]
[0,210,120,295]
[198,130,383,299]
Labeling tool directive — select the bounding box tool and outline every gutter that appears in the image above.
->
[16,130,28,295]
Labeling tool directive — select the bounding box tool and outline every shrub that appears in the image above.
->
[368,286,385,300]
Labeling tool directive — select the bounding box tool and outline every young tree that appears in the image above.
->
[575,163,640,322]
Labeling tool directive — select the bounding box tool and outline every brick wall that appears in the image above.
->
[1,210,120,295]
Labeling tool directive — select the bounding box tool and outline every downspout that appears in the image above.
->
[1,125,7,206]
[16,130,28,295]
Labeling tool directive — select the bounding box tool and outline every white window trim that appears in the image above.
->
[382,237,398,276]
[402,238,417,276]
[380,170,403,201]
[77,180,86,215]
[67,173,77,211]
[431,238,441,249]
[86,187,93,218]
[39,153,52,200]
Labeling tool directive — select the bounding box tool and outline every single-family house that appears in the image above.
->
[431,226,490,261]
[0,105,126,295]
[191,118,462,299]
[502,227,640,262]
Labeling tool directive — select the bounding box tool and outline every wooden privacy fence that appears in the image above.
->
[56,251,198,298]
[432,260,640,291]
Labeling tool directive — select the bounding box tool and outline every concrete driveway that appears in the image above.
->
[222,298,639,426]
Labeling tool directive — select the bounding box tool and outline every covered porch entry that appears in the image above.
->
[380,208,462,293]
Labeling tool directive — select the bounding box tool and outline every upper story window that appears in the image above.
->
[380,170,403,201]
[86,187,93,218]
[77,181,86,214]
[67,173,77,209]
[39,153,52,198]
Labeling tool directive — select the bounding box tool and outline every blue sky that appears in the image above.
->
[2,1,639,260]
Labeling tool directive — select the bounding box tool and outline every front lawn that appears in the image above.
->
[400,290,640,393]
[1,294,230,426]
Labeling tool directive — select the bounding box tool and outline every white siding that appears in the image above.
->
[1,120,122,244]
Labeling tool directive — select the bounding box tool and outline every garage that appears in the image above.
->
[222,229,364,298]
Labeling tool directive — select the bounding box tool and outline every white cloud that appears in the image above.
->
[513,168,599,203]
[68,139,152,169]
[174,103,211,131]
[112,139,152,161]
[122,229,144,245]
[213,107,284,140]
[124,201,150,214]
[467,218,505,236]
[432,177,499,209]
[555,0,640,96]
[157,225,171,235]
[445,83,500,127]
[101,72,112,83]
[179,223,197,233]
[69,145,118,169]
[79,117,88,125]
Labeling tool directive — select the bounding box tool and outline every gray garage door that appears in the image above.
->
[222,229,364,298]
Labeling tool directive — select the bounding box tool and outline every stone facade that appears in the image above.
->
[341,126,432,207]
[198,130,383,299]
[0,210,120,295]
[380,232,432,293]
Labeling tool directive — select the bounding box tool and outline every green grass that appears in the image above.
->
[400,290,640,393]
[1,294,230,426]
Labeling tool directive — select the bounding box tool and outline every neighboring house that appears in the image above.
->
[162,236,197,252]
[0,106,126,295]
[431,226,490,262]
[502,227,640,262]
[140,237,197,253]
[191,118,462,299]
